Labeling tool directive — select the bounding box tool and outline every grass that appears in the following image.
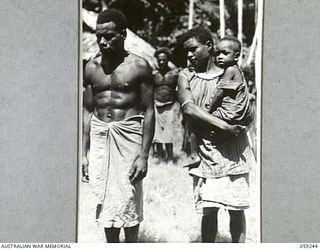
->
[139,158,200,242]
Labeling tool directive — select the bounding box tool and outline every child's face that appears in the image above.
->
[215,40,239,68]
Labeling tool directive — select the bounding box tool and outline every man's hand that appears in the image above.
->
[82,155,89,183]
[129,157,148,185]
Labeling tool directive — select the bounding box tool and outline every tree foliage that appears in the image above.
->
[83,0,256,67]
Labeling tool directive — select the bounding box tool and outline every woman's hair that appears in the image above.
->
[180,27,213,46]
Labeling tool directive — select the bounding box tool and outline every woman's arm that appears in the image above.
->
[177,72,244,135]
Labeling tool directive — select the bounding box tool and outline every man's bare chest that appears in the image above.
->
[90,65,140,93]
[154,71,177,87]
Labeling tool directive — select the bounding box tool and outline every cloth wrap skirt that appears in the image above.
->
[89,114,144,228]
[153,100,179,144]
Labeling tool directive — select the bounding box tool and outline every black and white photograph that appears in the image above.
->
[2,0,320,245]
[78,0,262,243]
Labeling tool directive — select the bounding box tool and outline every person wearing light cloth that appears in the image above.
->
[152,47,179,163]
[194,35,254,179]
[82,9,155,243]
[178,27,255,243]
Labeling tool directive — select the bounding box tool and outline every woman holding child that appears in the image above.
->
[177,27,255,243]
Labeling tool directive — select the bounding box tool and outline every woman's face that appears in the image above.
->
[183,37,211,72]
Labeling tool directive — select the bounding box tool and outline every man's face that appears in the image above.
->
[183,37,210,72]
[215,40,238,68]
[156,53,169,71]
[96,21,125,55]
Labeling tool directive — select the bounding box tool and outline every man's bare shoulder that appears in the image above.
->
[127,53,151,69]
[85,55,102,76]
[127,53,153,78]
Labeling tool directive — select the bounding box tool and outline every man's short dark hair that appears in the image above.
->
[96,8,127,31]
[180,27,213,46]
[154,47,172,59]
[219,36,242,53]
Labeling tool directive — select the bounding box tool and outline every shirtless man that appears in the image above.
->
[82,9,154,243]
[152,47,179,163]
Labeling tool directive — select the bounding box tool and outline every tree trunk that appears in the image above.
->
[238,0,243,66]
[255,0,263,199]
[246,25,258,67]
[255,0,259,25]
[219,0,225,38]
[188,0,194,29]
[255,0,263,97]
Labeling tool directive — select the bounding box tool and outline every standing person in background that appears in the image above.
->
[82,9,155,243]
[152,47,180,163]
[178,27,254,243]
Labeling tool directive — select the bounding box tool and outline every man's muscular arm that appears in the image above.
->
[82,108,91,182]
[177,72,243,136]
[129,60,155,184]
[82,62,95,182]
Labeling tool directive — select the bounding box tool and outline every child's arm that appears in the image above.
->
[208,88,224,113]
[177,71,244,136]
[209,66,242,113]
[221,65,242,83]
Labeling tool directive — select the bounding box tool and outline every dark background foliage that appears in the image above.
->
[83,0,257,67]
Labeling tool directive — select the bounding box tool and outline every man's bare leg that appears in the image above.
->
[152,143,157,157]
[229,210,246,243]
[165,143,173,162]
[104,227,121,243]
[124,224,140,243]
[155,143,163,161]
[201,207,219,242]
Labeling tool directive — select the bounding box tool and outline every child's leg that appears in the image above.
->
[104,227,121,243]
[201,207,219,242]
[124,224,140,243]
[228,210,246,243]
